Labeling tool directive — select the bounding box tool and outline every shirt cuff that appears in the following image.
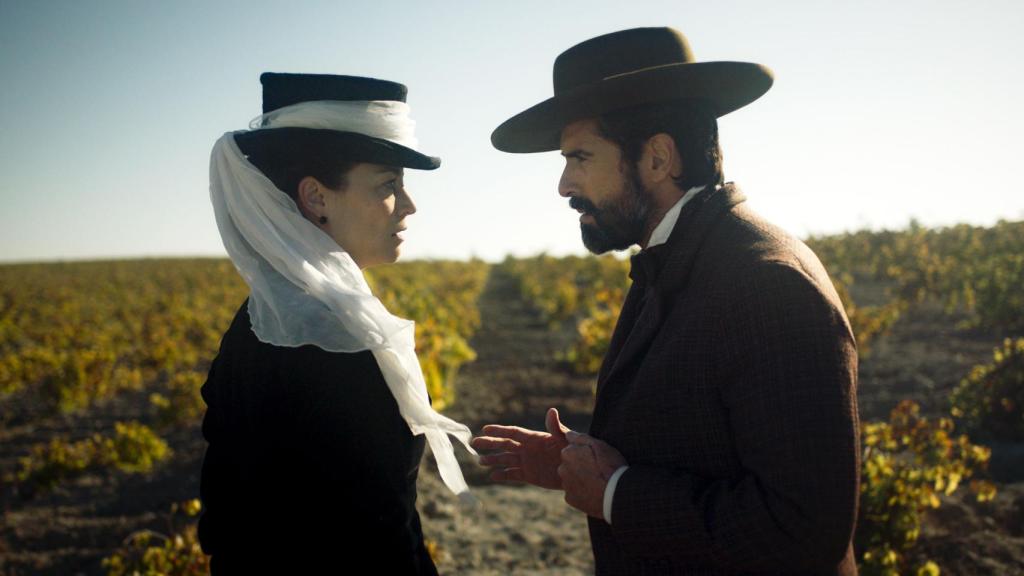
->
[603,465,630,524]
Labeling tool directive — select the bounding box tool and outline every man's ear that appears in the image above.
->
[296,176,326,220]
[641,133,682,185]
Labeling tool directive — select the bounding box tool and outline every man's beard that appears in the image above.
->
[572,166,652,254]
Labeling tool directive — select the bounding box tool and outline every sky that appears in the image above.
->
[1,0,1022,263]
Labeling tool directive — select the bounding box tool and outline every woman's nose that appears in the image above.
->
[399,188,417,216]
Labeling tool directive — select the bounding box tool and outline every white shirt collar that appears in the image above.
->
[645,185,705,248]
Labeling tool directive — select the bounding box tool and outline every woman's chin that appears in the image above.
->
[388,243,402,262]
[363,249,401,269]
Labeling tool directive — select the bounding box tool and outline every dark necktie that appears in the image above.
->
[605,244,669,368]
[628,243,669,288]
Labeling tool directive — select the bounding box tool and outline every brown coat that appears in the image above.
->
[588,184,861,575]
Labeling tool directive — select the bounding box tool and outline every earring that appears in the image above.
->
[318,216,327,225]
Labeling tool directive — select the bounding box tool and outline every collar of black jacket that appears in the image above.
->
[645,183,747,294]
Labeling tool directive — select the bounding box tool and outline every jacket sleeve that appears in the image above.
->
[608,262,860,572]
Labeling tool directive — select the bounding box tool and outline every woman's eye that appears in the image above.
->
[381,180,399,194]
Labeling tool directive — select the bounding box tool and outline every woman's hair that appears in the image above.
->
[596,99,723,190]
[235,130,357,200]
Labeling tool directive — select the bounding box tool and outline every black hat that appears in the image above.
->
[491,27,773,153]
[235,73,440,170]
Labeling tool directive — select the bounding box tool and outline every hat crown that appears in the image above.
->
[260,73,408,114]
[553,27,696,95]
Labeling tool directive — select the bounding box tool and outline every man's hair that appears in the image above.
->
[596,99,723,190]
[235,131,356,201]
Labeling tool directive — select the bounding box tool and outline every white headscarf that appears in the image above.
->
[209,100,476,503]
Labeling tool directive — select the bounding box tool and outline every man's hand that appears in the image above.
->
[558,431,628,520]
[470,407,570,490]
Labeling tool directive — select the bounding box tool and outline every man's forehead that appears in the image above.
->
[559,117,602,151]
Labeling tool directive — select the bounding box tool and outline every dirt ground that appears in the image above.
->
[1,266,1022,575]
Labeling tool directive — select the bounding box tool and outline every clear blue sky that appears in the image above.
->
[1,0,1022,263]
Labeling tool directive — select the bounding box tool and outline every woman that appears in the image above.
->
[199,73,474,574]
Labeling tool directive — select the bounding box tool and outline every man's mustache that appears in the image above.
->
[569,197,598,215]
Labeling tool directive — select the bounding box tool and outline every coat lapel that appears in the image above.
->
[591,184,747,432]
[594,281,658,398]
[596,280,644,390]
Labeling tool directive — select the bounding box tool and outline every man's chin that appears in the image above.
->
[581,223,632,254]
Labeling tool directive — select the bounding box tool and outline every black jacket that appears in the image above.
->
[198,301,438,575]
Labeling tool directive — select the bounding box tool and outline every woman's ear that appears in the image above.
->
[296,176,326,221]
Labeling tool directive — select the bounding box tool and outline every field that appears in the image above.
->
[1,220,1023,575]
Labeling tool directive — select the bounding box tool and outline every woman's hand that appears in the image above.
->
[471,407,570,490]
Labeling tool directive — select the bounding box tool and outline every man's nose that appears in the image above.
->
[557,166,574,198]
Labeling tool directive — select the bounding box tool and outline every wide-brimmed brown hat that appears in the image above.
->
[491,27,773,153]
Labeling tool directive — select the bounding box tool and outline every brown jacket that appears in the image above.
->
[588,184,861,575]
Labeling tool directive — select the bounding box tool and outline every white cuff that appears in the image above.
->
[603,465,629,524]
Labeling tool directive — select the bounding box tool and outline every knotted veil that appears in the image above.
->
[209,100,476,504]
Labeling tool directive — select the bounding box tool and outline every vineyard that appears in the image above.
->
[2,219,1023,575]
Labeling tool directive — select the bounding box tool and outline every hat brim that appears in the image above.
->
[491,61,773,153]
[234,128,441,170]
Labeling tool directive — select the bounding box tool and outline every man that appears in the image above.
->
[471,28,861,574]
